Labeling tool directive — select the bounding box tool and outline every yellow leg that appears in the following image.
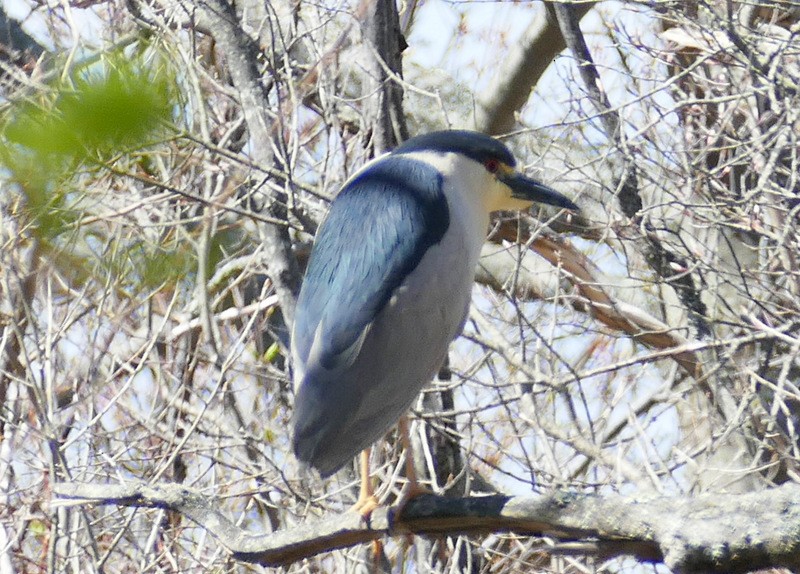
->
[350,448,379,518]
[395,415,431,517]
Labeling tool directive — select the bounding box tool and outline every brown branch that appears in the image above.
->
[487,220,704,380]
[54,480,800,573]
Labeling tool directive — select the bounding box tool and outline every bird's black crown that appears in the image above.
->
[394,130,516,168]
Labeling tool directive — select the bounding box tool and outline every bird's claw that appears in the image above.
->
[393,481,432,520]
[350,493,380,520]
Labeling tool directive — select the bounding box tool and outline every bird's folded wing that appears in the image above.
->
[292,156,449,374]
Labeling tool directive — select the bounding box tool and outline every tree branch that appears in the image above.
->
[54,481,800,573]
[195,0,302,325]
[486,221,704,379]
[0,6,46,59]
[362,0,409,153]
[549,2,641,220]
[475,3,595,135]
[550,1,711,339]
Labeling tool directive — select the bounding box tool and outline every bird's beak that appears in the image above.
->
[501,171,579,211]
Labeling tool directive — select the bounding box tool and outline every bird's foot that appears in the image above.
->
[349,448,380,520]
[349,492,380,520]
[388,481,433,547]
[393,480,432,520]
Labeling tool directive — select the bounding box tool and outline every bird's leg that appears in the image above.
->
[394,415,432,518]
[399,415,425,496]
[350,448,380,518]
[349,449,385,562]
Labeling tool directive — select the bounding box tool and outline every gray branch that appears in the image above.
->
[196,0,302,325]
[475,3,595,135]
[362,0,409,153]
[54,480,800,573]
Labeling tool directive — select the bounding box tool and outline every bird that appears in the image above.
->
[290,130,578,490]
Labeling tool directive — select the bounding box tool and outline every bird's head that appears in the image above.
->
[393,130,578,214]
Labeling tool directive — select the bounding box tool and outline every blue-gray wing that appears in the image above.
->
[291,155,449,375]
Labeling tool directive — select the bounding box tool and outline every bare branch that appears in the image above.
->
[487,220,704,379]
[551,2,713,340]
[362,0,409,153]
[475,3,595,135]
[195,0,302,325]
[54,481,800,573]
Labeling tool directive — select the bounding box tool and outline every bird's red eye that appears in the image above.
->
[485,158,500,173]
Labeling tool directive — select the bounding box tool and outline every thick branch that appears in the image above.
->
[475,3,595,135]
[362,0,409,153]
[54,481,800,573]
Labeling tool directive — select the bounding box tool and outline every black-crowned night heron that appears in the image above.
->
[291,130,577,507]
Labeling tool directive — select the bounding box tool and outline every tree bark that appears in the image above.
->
[55,480,800,573]
[475,3,595,135]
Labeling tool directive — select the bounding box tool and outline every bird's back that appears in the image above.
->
[291,154,483,476]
